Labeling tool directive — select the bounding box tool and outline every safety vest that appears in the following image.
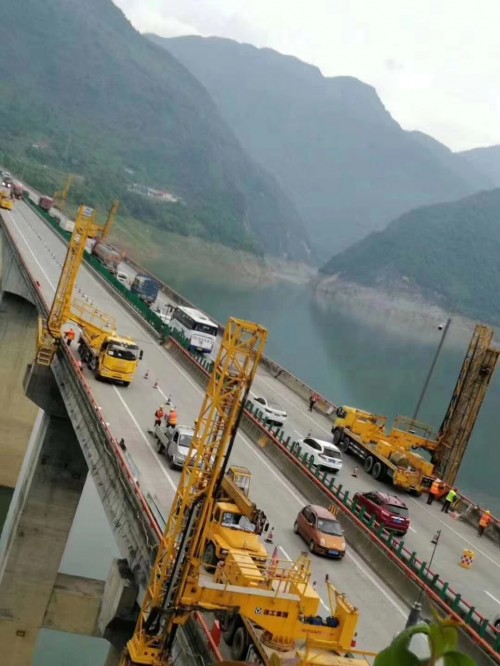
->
[155,409,164,420]
[446,489,457,503]
[67,329,75,340]
[430,480,441,495]
[167,410,177,426]
[479,513,493,528]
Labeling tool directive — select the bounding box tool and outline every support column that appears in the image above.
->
[0,410,88,666]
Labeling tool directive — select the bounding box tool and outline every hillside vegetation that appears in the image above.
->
[320,189,500,324]
[0,0,311,260]
[156,35,491,260]
[459,145,500,187]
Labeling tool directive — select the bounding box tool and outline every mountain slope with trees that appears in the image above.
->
[319,188,500,324]
[153,35,491,260]
[459,145,500,187]
[0,0,311,260]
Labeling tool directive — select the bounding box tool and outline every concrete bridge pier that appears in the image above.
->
[0,366,88,666]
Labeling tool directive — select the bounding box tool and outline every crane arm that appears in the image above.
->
[47,205,96,338]
[123,318,268,665]
[435,324,499,485]
[100,199,119,240]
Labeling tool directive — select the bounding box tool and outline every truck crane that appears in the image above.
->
[99,199,120,241]
[333,324,499,492]
[53,173,74,212]
[121,318,371,666]
[36,204,141,385]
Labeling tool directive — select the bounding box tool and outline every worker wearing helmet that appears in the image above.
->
[65,327,76,347]
[427,478,442,505]
[167,407,178,429]
[478,509,493,537]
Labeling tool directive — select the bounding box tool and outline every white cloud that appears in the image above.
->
[113,0,500,150]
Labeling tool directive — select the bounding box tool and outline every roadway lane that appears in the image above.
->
[2,201,414,654]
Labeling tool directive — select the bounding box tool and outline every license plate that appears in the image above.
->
[328,550,338,555]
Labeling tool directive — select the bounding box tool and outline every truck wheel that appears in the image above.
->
[221,613,240,646]
[168,454,176,470]
[89,357,98,372]
[293,521,299,534]
[231,626,248,660]
[332,428,341,444]
[122,381,130,388]
[309,540,316,554]
[156,439,164,454]
[364,456,374,473]
[203,542,217,568]
[340,437,350,454]
[372,461,385,481]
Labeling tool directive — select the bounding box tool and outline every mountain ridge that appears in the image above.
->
[0,0,311,260]
[151,34,492,260]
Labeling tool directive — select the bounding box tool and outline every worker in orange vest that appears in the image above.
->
[309,393,319,412]
[478,509,493,537]
[167,407,178,428]
[154,406,164,428]
[427,478,443,506]
[65,327,76,346]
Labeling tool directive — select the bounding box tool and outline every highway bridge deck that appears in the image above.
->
[3,200,500,654]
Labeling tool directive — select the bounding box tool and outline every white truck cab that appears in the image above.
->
[154,424,195,469]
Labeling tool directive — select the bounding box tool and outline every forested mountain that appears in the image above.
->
[459,146,500,187]
[153,35,492,260]
[320,189,500,324]
[0,0,311,260]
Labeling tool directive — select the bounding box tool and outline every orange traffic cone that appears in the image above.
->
[352,467,358,478]
[144,369,150,379]
[265,526,275,543]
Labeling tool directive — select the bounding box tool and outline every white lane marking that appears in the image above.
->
[16,208,408,616]
[113,388,177,492]
[409,526,417,534]
[409,498,500,571]
[293,429,304,438]
[346,549,407,618]
[8,215,56,289]
[485,591,500,606]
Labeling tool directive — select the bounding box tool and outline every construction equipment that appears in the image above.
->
[99,199,120,240]
[122,318,370,666]
[332,324,499,492]
[36,204,141,386]
[53,173,74,211]
[0,192,14,210]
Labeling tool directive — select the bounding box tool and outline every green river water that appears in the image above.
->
[4,276,498,664]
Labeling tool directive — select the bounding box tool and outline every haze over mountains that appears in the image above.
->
[459,146,500,187]
[0,0,311,260]
[320,188,500,324]
[153,35,492,260]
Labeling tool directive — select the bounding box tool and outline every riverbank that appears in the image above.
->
[313,274,480,342]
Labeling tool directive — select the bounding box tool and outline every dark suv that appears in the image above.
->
[353,491,410,535]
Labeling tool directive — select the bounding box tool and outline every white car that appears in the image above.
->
[298,437,343,473]
[249,395,287,427]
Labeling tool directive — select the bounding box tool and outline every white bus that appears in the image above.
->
[170,306,218,354]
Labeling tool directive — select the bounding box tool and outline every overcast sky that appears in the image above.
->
[114,0,499,151]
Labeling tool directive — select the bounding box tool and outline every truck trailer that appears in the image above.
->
[91,240,121,274]
[131,274,159,305]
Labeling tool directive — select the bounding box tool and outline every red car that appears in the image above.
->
[353,491,410,535]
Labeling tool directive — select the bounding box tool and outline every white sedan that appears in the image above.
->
[248,394,287,427]
[297,437,343,473]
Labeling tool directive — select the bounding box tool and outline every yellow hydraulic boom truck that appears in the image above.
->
[332,324,499,493]
[36,204,141,385]
[120,318,372,666]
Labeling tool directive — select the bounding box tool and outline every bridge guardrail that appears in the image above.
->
[18,195,500,660]
[1,214,223,664]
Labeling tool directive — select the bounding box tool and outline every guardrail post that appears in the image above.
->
[396,540,405,557]
[463,606,475,624]
[368,514,376,530]
[342,491,350,505]
[478,618,489,637]
[439,582,449,600]
[335,484,343,496]
[328,477,336,491]
[409,552,417,567]
[430,573,439,589]
[284,436,290,448]
[451,594,462,612]
[376,524,385,538]
[419,561,428,578]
